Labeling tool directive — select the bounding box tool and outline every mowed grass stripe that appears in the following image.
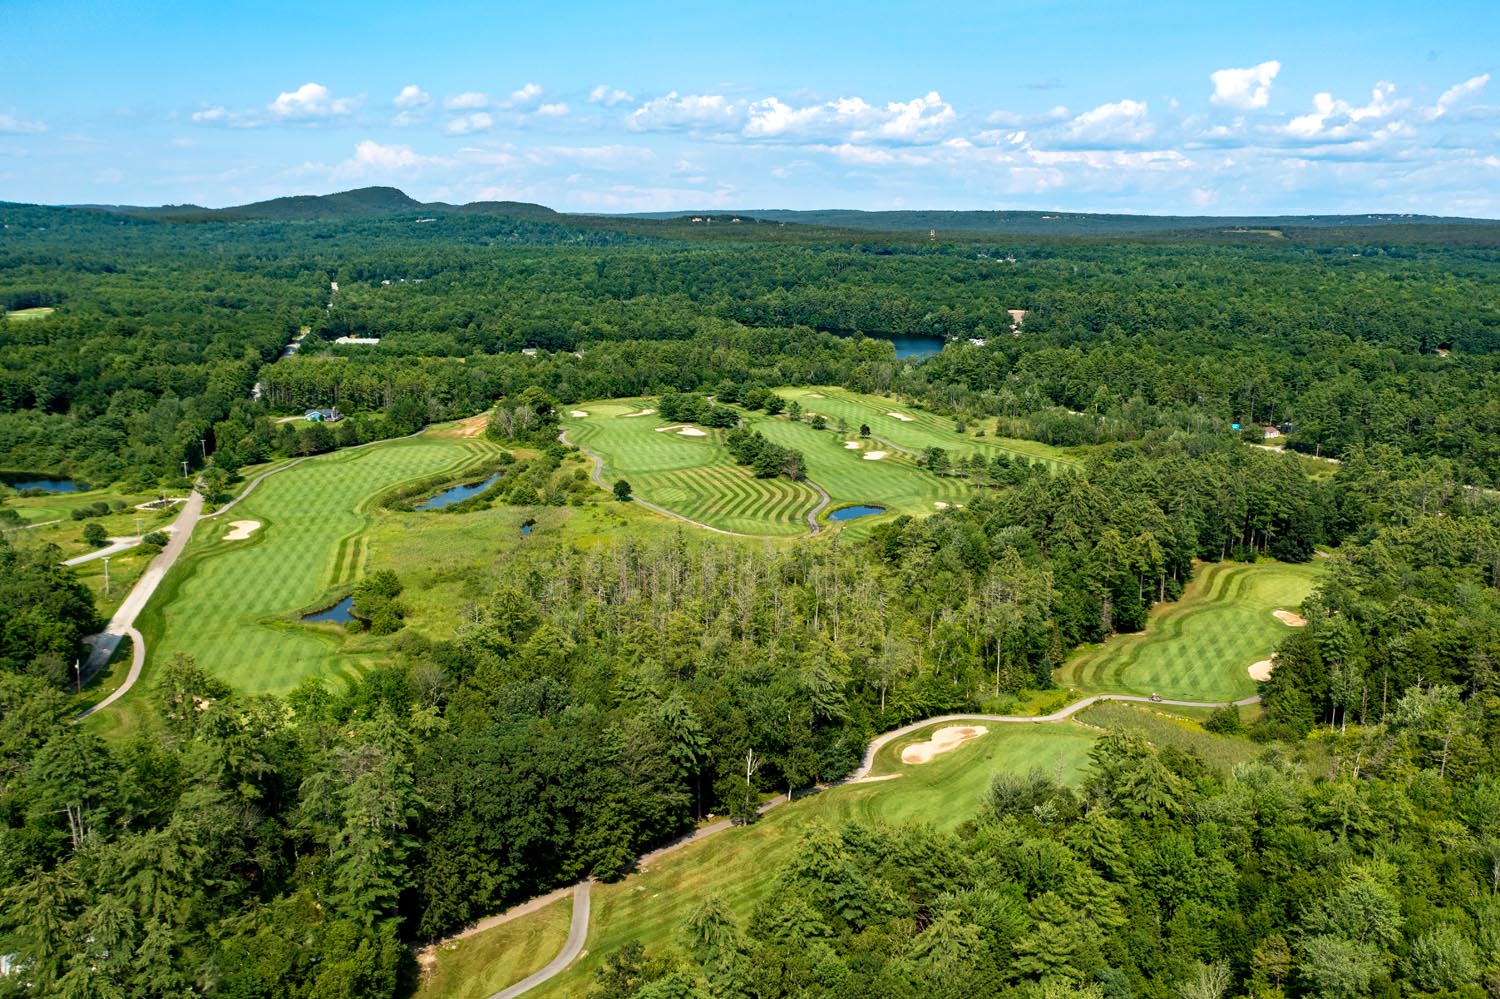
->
[1055,560,1323,702]
[152,436,493,695]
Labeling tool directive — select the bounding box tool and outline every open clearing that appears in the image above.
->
[4,306,55,321]
[900,724,988,764]
[138,431,501,695]
[1055,560,1323,702]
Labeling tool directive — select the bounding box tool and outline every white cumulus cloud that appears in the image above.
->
[268,82,359,120]
[589,85,633,106]
[393,85,431,110]
[1429,73,1490,118]
[536,102,570,117]
[1286,82,1407,139]
[444,92,490,110]
[1063,99,1154,146]
[446,112,494,135]
[627,92,742,132]
[1210,61,1281,110]
[508,83,544,108]
[332,140,451,179]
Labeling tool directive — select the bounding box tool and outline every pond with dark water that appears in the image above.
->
[879,335,943,360]
[2,474,85,493]
[829,505,886,522]
[302,596,355,624]
[416,473,501,510]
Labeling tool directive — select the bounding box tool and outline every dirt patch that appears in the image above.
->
[886,412,915,422]
[901,725,988,765]
[223,520,261,541]
[1273,609,1307,627]
[1248,660,1275,681]
[451,413,488,437]
[676,427,708,437]
[622,407,657,417]
[569,410,589,418]
[844,441,863,450]
[863,451,888,461]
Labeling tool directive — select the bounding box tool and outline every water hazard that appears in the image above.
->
[302,596,355,624]
[416,473,501,510]
[829,505,886,522]
[2,474,85,493]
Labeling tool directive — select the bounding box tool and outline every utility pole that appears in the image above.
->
[181,460,189,479]
[74,659,81,695]
[102,557,110,597]
[199,438,207,458]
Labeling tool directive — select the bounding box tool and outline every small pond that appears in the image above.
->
[2,474,85,493]
[416,473,501,510]
[521,523,533,536]
[829,505,886,522]
[303,596,355,624]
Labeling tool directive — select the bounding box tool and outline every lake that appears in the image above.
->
[880,335,943,360]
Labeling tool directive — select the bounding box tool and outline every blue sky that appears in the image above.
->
[3,0,1498,215]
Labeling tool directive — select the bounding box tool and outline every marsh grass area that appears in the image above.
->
[560,387,1077,537]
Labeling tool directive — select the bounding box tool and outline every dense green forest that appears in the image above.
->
[3,193,1500,998]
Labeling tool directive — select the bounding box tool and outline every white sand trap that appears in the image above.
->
[223,520,261,541]
[676,427,708,437]
[844,441,863,450]
[1248,660,1275,681]
[863,451,888,461]
[655,425,691,433]
[569,410,589,418]
[887,412,915,422]
[622,407,657,417]
[806,393,825,398]
[934,501,950,509]
[902,725,988,765]
[1273,609,1308,627]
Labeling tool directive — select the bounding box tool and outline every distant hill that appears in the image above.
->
[30,188,1499,241]
[624,207,1498,235]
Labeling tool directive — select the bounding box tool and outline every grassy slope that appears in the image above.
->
[1055,559,1323,701]
[139,432,499,696]
[415,896,573,999]
[528,723,1098,999]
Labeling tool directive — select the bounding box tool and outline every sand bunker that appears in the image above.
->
[1273,610,1308,627]
[934,501,950,509]
[844,441,863,450]
[569,410,589,418]
[223,520,261,541]
[863,451,888,461]
[655,425,691,432]
[887,412,915,422]
[1248,660,1275,681]
[806,393,825,398]
[676,427,708,437]
[901,725,988,765]
[622,407,657,417]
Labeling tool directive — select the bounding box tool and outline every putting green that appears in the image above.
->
[142,433,501,694]
[1055,559,1323,702]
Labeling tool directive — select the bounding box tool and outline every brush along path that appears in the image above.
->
[453,693,1254,996]
[1055,560,1322,702]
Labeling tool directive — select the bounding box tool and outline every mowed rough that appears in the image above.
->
[147,434,500,694]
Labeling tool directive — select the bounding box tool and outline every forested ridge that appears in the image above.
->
[2,195,1500,998]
